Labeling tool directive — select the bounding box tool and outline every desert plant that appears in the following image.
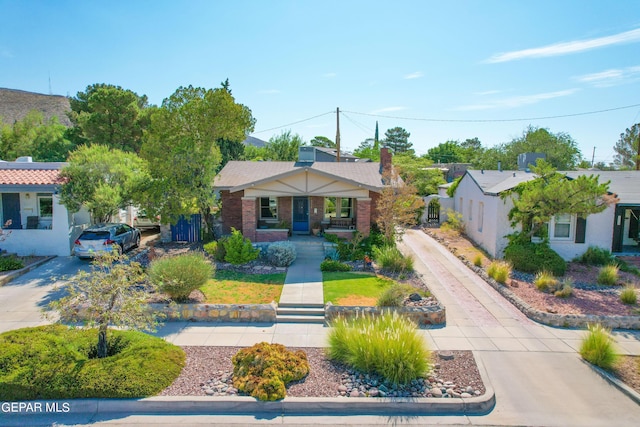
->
[266,241,297,267]
[620,285,638,305]
[320,259,352,272]
[554,278,574,298]
[203,241,217,257]
[372,245,414,273]
[504,241,566,276]
[376,283,409,307]
[575,246,616,266]
[0,255,24,271]
[597,264,619,286]
[487,260,511,284]
[148,252,214,302]
[327,311,430,385]
[534,270,558,293]
[579,323,618,370]
[223,228,260,265]
[473,253,483,267]
[232,342,309,401]
[442,208,464,233]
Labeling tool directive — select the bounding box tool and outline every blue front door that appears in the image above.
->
[1,193,21,229]
[292,197,309,233]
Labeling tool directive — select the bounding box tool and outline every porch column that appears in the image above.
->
[241,197,257,242]
[356,198,371,237]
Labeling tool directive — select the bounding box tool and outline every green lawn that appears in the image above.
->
[323,271,396,306]
[200,270,286,304]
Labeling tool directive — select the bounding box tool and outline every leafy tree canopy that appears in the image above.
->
[59,144,149,223]
[353,138,380,161]
[427,140,462,163]
[0,111,74,161]
[263,130,305,161]
[68,84,150,153]
[613,123,639,170]
[310,135,335,148]
[393,153,444,196]
[376,168,423,242]
[503,160,616,241]
[384,126,414,155]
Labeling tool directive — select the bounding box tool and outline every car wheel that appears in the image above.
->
[134,234,141,249]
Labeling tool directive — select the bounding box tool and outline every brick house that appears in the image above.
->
[213,148,393,242]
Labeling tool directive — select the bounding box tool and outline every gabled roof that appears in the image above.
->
[464,169,640,204]
[0,161,65,186]
[214,161,385,192]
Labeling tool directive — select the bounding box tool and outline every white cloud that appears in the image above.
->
[258,89,281,95]
[485,28,640,63]
[404,71,423,79]
[454,89,579,111]
[371,106,407,114]
[574,66,640,87]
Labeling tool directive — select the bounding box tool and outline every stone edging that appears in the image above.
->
[425,230,640,330]
[0,256,56,287]
[150,302,277,323]
[325,303,446,326]
[0,350,495,418]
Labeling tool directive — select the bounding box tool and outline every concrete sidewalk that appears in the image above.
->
[277,237,325,306]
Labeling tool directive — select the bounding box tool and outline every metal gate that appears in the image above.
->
[171,214,202,242]
[427,200,440,224]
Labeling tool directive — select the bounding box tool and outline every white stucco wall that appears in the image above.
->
[549,205,614,260]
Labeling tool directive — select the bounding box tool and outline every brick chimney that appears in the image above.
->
[380,147,392,174]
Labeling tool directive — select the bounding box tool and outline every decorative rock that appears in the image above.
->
[338,385,347,392]
[369,388,379,397]
[438,351,454,360]
[409,293,422,301]
[205,388,215,396]
[430,388,443,397]
[461,392,472,398]
[349,390,361,398]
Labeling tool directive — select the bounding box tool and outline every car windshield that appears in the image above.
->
[79,231,110,240]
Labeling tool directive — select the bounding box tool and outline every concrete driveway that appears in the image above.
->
[0,256,89,333]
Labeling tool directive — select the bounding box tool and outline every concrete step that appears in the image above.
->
[276,307,325,316]
[276,314,325,324]
[278,302,324,309]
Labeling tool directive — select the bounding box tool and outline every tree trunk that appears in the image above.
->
[97,324,108,358]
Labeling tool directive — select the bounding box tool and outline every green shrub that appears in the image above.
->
[620,285,638,305]
[266,242,297,267]
[376,283,415,307]
[372,245,413,273]
[327,311,430,385]
[0,255,24,271]
[0,325,185,400]
[554,278,574,298]
[597,264,619,286]
[223,228,260,265]
[580,324,618,370]
[473,253,483,267]
[320,259,352,272]
[504,241,566,276]
[232,342,309,401]
[534,270,558,293]
[203,241,217,257]
[575,246,616,266]
[487,260,511,284]
[442,209,464,232]
[324,233,340,243]
[148,252,214,302]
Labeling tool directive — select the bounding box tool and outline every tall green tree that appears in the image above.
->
[393,153,445,196]
[503,160,616,240]
[141,85,255,234]
[310,136,335,148]
[0,111,74,161]
[384,126,414,155]
[353,138,380,161]
[68,84,150,153]
[263,130,304,161]
[475,126,581,170]
[459,137,484,164]
[427,140,462,163]
[59,145,149,223]
[613,123,640,170]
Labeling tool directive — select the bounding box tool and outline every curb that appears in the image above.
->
[0,352,495,419]
[581,359,640,405]
[0,256,56,286]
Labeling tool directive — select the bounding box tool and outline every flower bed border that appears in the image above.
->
[324,303,446,326]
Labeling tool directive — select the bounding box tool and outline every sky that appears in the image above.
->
[1,0,640,165]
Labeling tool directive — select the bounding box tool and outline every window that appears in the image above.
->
[260,197,278,219]
[38,196,53,218]
[552,214,572,239]
[468,200,473,221]
[459,197,463,217]
[324,197,353,219]
[477,202,484,232]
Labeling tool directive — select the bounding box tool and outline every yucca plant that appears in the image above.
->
[579,324,618,370]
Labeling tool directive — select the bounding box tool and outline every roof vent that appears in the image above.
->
[15,156,33,163]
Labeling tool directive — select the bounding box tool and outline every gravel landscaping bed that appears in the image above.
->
[161,346,485,399]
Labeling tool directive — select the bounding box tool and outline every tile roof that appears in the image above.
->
[0,162,65,186]
[214,161,385,191]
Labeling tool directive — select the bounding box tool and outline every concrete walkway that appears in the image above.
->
[277,237,325,306]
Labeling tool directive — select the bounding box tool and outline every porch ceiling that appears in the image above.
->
[242,169,370,198]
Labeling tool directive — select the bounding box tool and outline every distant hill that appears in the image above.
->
[243,135,267,147]
[0,88,72,127]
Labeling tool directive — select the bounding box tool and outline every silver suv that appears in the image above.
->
[74,223,141,258]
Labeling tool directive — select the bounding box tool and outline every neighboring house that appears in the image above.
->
[0,158,90,256]
[213,149,392,242]
[307,146,369,163]
[424,163,471,182]
[453,169,640,260]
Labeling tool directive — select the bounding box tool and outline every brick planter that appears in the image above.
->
[150,302,277,323]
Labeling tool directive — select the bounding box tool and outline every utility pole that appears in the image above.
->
[636,132,640,170]
[591,146,595,168]
[335,107,341,162]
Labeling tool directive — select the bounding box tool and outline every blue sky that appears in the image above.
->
[2,0,640,165]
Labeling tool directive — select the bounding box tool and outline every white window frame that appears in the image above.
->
[259,197,278,220]
[550,213,574,240]
[37,195,53,218]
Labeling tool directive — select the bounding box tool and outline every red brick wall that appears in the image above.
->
[370,191,381,226]
[356,198,371,236]
[255,229,289,242]
[309,196,325,227]
[278,197,292,227]
[221,190,244,234]
[241,197,257,241]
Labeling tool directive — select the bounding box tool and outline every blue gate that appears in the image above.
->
[171,214,202,242]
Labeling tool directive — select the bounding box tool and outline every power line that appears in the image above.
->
[342,103,640,123]
[252,111,334,134]
[341,111,373,136]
